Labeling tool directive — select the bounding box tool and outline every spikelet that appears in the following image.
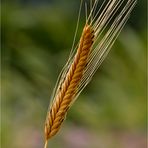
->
[44,0,137,147]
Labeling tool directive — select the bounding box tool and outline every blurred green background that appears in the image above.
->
[1,0,147,148]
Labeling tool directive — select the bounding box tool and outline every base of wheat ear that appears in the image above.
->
[44,0,137,147]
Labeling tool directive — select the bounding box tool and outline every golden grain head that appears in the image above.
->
[45,24,94,140]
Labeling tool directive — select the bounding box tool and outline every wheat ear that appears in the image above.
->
[44,24,94,143]
[44,0,137,147]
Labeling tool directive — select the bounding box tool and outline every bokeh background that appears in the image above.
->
[1,0,147,148]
